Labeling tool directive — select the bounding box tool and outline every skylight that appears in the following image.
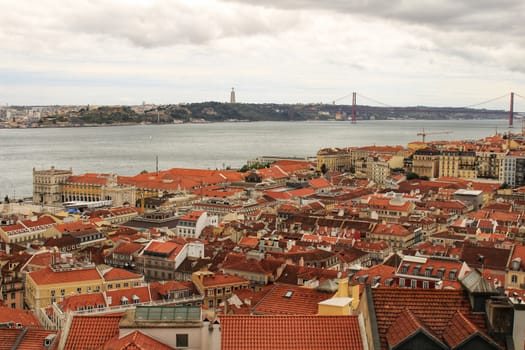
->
[283,291,294,298]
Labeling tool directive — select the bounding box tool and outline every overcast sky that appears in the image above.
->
[1,0,524,108]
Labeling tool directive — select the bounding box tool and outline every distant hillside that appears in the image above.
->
[41,102,509,126]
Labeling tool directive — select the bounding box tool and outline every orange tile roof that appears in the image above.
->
[309,177,331,189]
[386,308,445,349]
[54,221,96,234]
[220,315,364,350]
[28,266,103,285]
[180,210,205,221]
[106,286,151,307]
[0,306,42,328]
[372,288,488,350]
[238,236,259,248]
[102,267,143,281]
[58,293,106,312]
[0,329,57,350]
[372,224,411,237]
[252,284,332,315]
[63,314,122,350]
[288,187,315,198]
[144,241,184,259]
[102,330,174,350]
[112,241,145,255]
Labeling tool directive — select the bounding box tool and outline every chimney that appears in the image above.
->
[335,277,349,298]
[351,284,360,310]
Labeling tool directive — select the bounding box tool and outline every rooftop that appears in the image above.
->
[220,315,364,350]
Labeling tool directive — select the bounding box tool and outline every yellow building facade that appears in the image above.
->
[25,265,104,309]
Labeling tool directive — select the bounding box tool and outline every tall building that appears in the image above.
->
[230,88,236,104]
[439,150,477,179]
[33,166,73,205]
[501,152,525,187]
[412,148,440,178]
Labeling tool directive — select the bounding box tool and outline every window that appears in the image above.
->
[108,284,113,289]
[512,275,518,283]
[50,290,56,296]
[176,334,189,348]
[10,293,16,299]
[423,281,429,289]
[116,283,121,288]
[77,287,82,294]
[60,289,65,296]
[411,280,417,288]
[124,283,129,287]
[208,289,214,296]
[399,278,405,287]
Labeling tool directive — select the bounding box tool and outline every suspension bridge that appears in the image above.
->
[332,91,525,127]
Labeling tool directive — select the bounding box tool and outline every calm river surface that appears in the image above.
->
[0,119,511,197]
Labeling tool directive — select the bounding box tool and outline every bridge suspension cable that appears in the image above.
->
[356,93,392,107]
[459,93,510,109]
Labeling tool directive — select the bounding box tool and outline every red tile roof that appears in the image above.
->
[0,329,57,350]
[252,284,332,315]
[28,267,103,285]
[58,293,106,312]
[442,311,497,349]
[237,236,259,248]
[199,272,249,288]
[112,241,145,255]
[54,221,96,234]
[102,330,174,350]
[386,308,445,349]
[63,314,122,350]
[143,240,184,260]
[102,267,143,281]
[372,288,488,350]
[309,177,331,189]
[0,306,42,328]
[106,286,151,307]
[220,315,364,350]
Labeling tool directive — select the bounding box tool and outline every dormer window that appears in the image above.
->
[401,263,410,274]
[121,296,129,305]
[132,294,140,304]
[448,269,457,280]
[413,265,421,276]
[437,267,446,279]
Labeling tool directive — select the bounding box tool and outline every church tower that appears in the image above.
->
[230,88,236,104]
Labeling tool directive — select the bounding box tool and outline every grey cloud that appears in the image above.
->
[224,0,525,74]
[58,0,299,48]
[224,0,524,31]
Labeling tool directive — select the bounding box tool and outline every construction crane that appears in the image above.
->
[417,128,453,143]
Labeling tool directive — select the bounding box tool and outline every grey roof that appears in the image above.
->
[460,269,498,294]
[135,306,201,322]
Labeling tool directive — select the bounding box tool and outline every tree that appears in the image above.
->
[405,172,420,180]
[320,163,328,175]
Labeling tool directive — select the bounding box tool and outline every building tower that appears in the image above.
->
[230,88,236,104]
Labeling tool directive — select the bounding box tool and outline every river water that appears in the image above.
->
[0,119,512,197]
